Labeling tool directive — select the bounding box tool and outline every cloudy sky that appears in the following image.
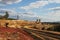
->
[0,0,60,22]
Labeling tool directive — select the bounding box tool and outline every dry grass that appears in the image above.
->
[0,20,54,30]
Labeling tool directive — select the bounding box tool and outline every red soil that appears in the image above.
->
[0,27,34,40]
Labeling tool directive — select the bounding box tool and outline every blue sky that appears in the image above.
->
[0,0,60,22]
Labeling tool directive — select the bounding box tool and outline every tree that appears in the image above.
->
[36,19,41,24]
[39,19,41,22]
[17,15,19,20]
[4,11,9,19]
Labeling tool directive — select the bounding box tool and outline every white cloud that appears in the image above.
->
[41,10,60,22]
[41,0,60,3]
[0,0,22,4]
[20,0,60,10]
[47,0,60,3]
[48,7,60,10]
[20,1,48,10]
[33,6,60,22]
[0,4,6,6]
[0,0,2,1]
[0,8,37,19]
[19,11,37,18]
[0,9,17,16]
[23,11,35,15]
[19,0,60,22]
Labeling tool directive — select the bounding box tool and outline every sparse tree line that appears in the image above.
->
[47,24,60,32]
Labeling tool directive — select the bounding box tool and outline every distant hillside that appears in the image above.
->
[42,22,60,24]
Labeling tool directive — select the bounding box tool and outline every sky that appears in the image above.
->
[0,0,60,22]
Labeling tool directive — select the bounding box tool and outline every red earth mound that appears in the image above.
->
[0,27,34,40]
